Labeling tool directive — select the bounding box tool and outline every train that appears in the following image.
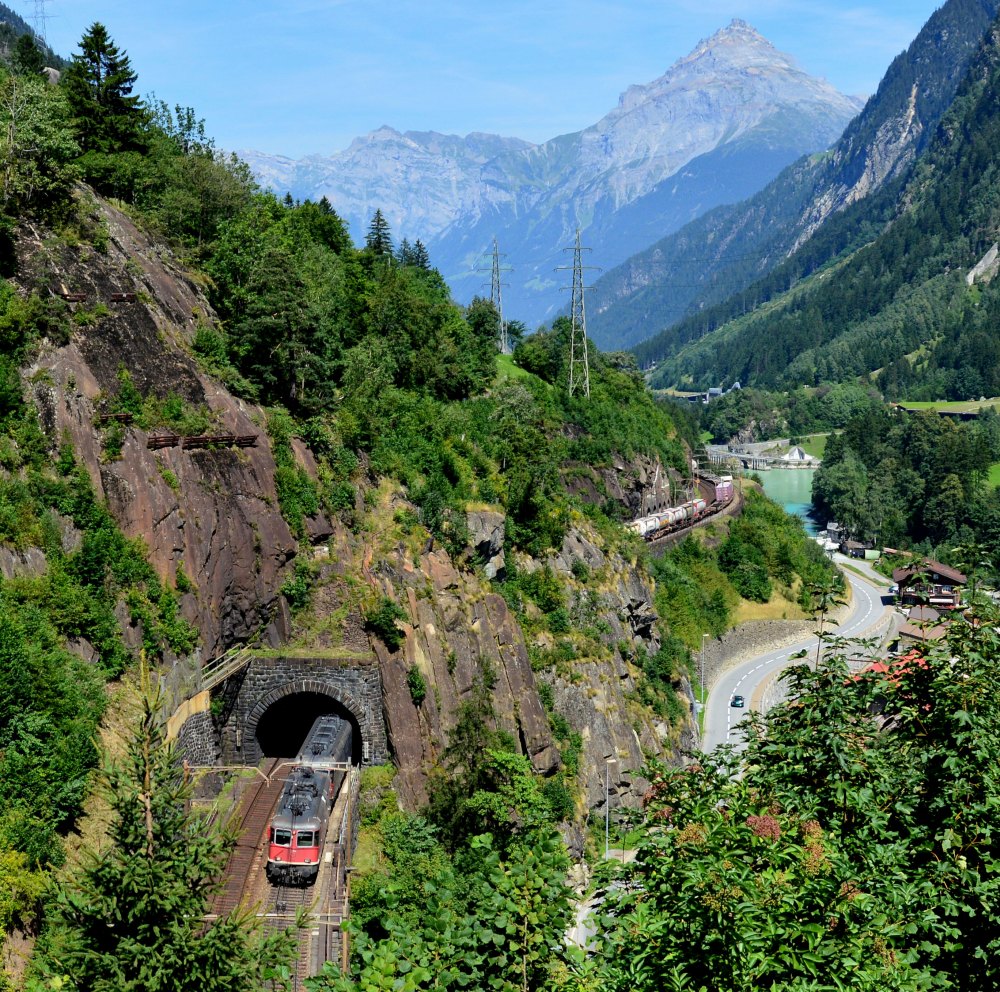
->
[265,715,352,886]
[624,475,734,541]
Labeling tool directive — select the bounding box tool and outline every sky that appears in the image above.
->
[35,1,947,158]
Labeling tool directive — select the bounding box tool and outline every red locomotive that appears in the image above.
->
[265,715,352,886]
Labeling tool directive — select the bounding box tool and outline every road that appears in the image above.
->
[701,557,894,753]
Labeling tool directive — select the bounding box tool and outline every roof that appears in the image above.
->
[898,622,948,642]
[906,605,941,623]
[892,560,967,585]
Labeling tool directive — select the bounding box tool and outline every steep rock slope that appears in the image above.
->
[20,198,303,659]
[14,192,686,810]
[586,0,1000,356]
[243,21,860,327]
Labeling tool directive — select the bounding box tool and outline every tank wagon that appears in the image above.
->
[265,715,352,886]
[624,475,734,541]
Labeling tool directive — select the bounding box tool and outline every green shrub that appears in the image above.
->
[364,597,408,652]
[406,665,427,707]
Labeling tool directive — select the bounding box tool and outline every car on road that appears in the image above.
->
[730,694,745,708]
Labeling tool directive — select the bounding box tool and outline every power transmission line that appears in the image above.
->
[475,237,512,354]
[28,0,51,44]
[490,238,509,354]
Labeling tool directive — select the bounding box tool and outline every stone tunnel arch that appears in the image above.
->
[243,679,372,766]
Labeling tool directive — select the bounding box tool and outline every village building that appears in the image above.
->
[892,560,967,610]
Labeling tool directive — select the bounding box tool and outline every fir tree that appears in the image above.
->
[364,208,393,257]
[32,682,298,991]
[62,22,146,154]
[412,239,430,270]
[12,34,44,76]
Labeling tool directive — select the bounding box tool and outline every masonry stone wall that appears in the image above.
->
[176,711,219,766]
[218,657,388,766]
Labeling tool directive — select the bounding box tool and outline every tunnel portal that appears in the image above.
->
[254,691,363,764]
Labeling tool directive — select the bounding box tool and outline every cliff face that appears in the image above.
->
[20,197,306,659]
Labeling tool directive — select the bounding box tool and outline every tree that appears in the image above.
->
[809,575,846,668]
[0,74,79,215]
[364,208,393,257]
[62,22,146,155]
[31,684,297,991]
[12,34,44,76]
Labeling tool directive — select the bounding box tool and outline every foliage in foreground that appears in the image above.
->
[29,687,298,992]
[595,613,1000,991]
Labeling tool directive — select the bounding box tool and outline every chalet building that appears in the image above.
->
[892,561,967,610]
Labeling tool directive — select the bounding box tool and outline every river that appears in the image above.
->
[757,468,819,534]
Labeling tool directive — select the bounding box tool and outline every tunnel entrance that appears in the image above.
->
[254,692,362,764]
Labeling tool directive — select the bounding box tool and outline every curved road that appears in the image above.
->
[702,558,894,753]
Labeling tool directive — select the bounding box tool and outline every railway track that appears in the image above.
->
[211,759,355,979]
[212,758,283,919]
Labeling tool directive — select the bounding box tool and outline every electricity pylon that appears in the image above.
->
[30,0,51,44]
[557,229,598,398]
[475,237,511,354]
[490,237,509,354]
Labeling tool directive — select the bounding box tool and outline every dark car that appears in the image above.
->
[730,694,745,708]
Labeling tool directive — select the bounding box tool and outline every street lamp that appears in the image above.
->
[604,758,617,858]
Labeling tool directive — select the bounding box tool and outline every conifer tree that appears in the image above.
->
[12,34,44,76]
[62,22,146,154]
[32,683,298,991]
[412,239,430,270]
[364,208,393,257]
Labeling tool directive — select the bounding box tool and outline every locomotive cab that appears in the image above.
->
[265,715,352,887]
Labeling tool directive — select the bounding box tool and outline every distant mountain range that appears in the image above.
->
[591,0,1000,358]
[638,0,1000,403]
[241,20,862,328]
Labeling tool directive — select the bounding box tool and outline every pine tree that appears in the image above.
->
[32,683,298,991]
[12,34,44,76]
[364,208,393,257]
[62,22,146,154]
[412,239,430,270]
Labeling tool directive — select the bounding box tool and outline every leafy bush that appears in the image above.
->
[364,597,408,652]
[406,665,427,707]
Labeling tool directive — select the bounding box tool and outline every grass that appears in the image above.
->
[895,398,1000,415]
[733,591,807,624]
[797,433,830,459]
[987,463,1000,489]
[496,354,542,384]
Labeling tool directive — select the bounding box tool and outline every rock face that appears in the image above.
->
[368,541,559,808]
[541,528,696,816]
[19,197,310,658]
[241,21,860,327]
[465,509,506,578]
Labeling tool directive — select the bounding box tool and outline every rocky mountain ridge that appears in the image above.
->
[588,0,1000,357]
[15,190,685,811]
[241,20,861,327]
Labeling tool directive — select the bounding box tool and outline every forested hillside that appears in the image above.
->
[583,0,1000,360]
[655,13,1000,398]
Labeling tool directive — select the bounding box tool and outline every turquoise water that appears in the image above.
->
[757,468,819,535]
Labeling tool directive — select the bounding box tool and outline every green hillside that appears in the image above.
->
[652,14,1000,402]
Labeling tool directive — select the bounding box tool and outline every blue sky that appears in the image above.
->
[38,1,945,158]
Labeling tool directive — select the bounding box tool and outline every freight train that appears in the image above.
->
[265,715,352,886]
[624,475,734,541]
